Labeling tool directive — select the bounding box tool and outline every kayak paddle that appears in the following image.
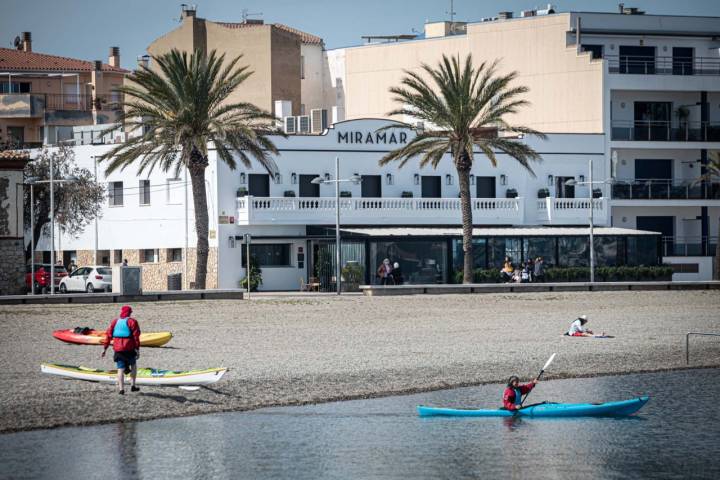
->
[519,353,556,408]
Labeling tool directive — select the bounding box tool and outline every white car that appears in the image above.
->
[59,266,113,293]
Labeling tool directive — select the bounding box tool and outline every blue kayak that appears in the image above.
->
[417,396,649,418]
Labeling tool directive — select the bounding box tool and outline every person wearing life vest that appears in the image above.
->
[502,376,539,411]
[101,305,141,394]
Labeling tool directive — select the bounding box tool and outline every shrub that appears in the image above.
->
[537,188,550,199]
[283,190,296,197]
[401,191,414,198]
[341,262,364,291]
[240,255,262,291]
[340,191,352,197]
[237,187,248,197]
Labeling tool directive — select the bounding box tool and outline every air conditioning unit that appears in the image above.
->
[310,109,328,133]
[284,116,296,134]
[297,115,310,134]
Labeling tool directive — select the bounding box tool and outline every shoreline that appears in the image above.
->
[1,290,719,434]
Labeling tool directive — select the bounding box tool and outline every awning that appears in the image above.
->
[340,226,660,237]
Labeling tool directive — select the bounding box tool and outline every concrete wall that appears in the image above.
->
[664,256,714,281]
[330,13,604,133]
[612,205,719,239]
[300,43,326,113]
[613,148,704,181]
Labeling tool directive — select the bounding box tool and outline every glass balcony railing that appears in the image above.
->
[606,55,720,76]
[612,179,720,200]
[611,120,720,142]
[662,236,718,257]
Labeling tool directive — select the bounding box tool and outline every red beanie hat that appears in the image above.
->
[120,305,132,318]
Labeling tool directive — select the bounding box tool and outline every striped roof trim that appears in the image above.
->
[0,48,129,73]
[215,22,324,45]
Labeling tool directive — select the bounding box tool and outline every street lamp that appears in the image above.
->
[311,156,361,295]
[565,158,613,283]
[26,173,79,294]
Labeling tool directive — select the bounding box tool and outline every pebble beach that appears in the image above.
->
[1,290,718,433]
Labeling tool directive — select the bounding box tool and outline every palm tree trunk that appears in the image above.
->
[189,148,209,290]
[716,220,720,280]
[457,155,474,284]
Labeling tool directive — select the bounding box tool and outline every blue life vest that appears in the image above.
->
[513,388,522,406]
[113,317,131,338]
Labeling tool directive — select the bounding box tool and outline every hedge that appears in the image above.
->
[453,265,674,284]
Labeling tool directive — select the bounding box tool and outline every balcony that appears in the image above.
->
[536,197,609,225]
[662,236,718,257]
[236,196,608,226]
[612,179,720,201]
[611,120,720,142]
[606,55,720,76]
[0,93,45,118]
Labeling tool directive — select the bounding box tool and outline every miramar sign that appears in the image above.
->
[337,130,409,145]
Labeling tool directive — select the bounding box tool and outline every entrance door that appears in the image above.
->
[672,47,693,76]
[637,216,674,255]
[248,174,270,197]
[361,175,381,197]
[476,176,496,198]
[555,176,575,198]
[299,174,320,197]
[634,102,671,141]
[421,176,441,198]
[619,46,655,74]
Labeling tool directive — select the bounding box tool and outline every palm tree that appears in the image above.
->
[380,54,546,283]
[100,49,281,289]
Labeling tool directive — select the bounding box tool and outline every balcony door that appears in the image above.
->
[361,175,381,197]
[475,176,496,198]
[619,46,655,74]
[421,176,441,198]
[248,174,270,197]
[672,47,693,76]
[634,159,672,199]
[555,176,575,198]
[634,102,671,141]
[637,216,674,255]
[299,174,320,197]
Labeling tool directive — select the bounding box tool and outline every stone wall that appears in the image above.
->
[0,238,25,295]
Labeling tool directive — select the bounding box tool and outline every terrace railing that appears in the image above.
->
[611,120,720,142]
[606,55,720,76]
[661,236,718,257]
[612,179,720,200]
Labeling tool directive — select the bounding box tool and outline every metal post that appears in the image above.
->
[245,233,251,298]
[30,184,35,295]
[335,156,341,295]
[50,152,55,294]
[589,158,595,283]
[93,156,98,265]
[184,168,188,290]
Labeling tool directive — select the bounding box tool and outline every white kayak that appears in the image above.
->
[41,363,227,387]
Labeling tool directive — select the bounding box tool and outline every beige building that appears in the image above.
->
[147,6,324,118]
[0,33,128,146]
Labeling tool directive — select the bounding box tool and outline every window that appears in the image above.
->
[581,44,603,59]
[557,237,589,267]
[113,250,123,264]
[523,237,557,267]
[140,249,158,263]
[301,55,305,79]
[242,244,291,267]
[452,238,487,271]
[166,178,183,204]
[167,248,182,262]
[108,181,123,206]
[370,240,447,284]
[0,82,31,93]
[139,179,151,205]
[110,85,122,103]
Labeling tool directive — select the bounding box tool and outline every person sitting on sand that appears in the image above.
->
[101,305,141,394]
[565,314,594,337]
[502,375,539,411]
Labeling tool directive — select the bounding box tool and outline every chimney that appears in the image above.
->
[94,60,103,71]
[22,32,32,52]
[137,55,150,69]
[181,4,196,19]
[498,11,513,20]
[108,47,120,68]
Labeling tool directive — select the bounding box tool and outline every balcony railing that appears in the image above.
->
[44,93,93,111]
[612,179,720,200]
[662,236,718,257]
[611,120,720,142]
[606,55,720,76]
[536,197,608,224]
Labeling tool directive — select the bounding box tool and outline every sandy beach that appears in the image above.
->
[0,290,718,433]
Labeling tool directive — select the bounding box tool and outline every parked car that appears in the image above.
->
[59,266,113,293]
[25,264,68,294]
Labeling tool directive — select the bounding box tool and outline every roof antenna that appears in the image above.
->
[446,0,456,23]
[241,8,263,23]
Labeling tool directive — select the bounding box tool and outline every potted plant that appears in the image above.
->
[592,188,602,198]
[283,190,296,197]
[239,255,262,291]
[237,187,248,197]
[341,261,364,292]
[505,188,518,198]
[537,188,550,199]
[340,191,352,197]
[401,191,414,198]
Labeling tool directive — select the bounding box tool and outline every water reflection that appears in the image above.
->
[1,370,719,480]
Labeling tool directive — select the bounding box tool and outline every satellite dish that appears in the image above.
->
[13,36,21,49]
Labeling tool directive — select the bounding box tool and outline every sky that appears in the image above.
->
[2,0,720,70]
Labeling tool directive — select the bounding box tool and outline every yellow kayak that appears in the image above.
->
[53,329,173,347]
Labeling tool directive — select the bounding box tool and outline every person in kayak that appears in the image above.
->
[502,376,539,410]
[565,314,594,337]
[101,305,141,394]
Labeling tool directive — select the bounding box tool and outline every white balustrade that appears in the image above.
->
[538,197,609,225]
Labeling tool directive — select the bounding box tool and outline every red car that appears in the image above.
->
[25,264,68,294]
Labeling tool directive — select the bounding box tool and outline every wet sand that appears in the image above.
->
[1,290,718,432]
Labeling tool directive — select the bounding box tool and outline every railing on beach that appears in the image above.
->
[686,332,720,364]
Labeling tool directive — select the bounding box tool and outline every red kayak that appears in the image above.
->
[52,328,172,347]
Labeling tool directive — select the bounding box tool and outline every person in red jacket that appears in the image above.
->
[502,376,538,411]
[101,305,141,394]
